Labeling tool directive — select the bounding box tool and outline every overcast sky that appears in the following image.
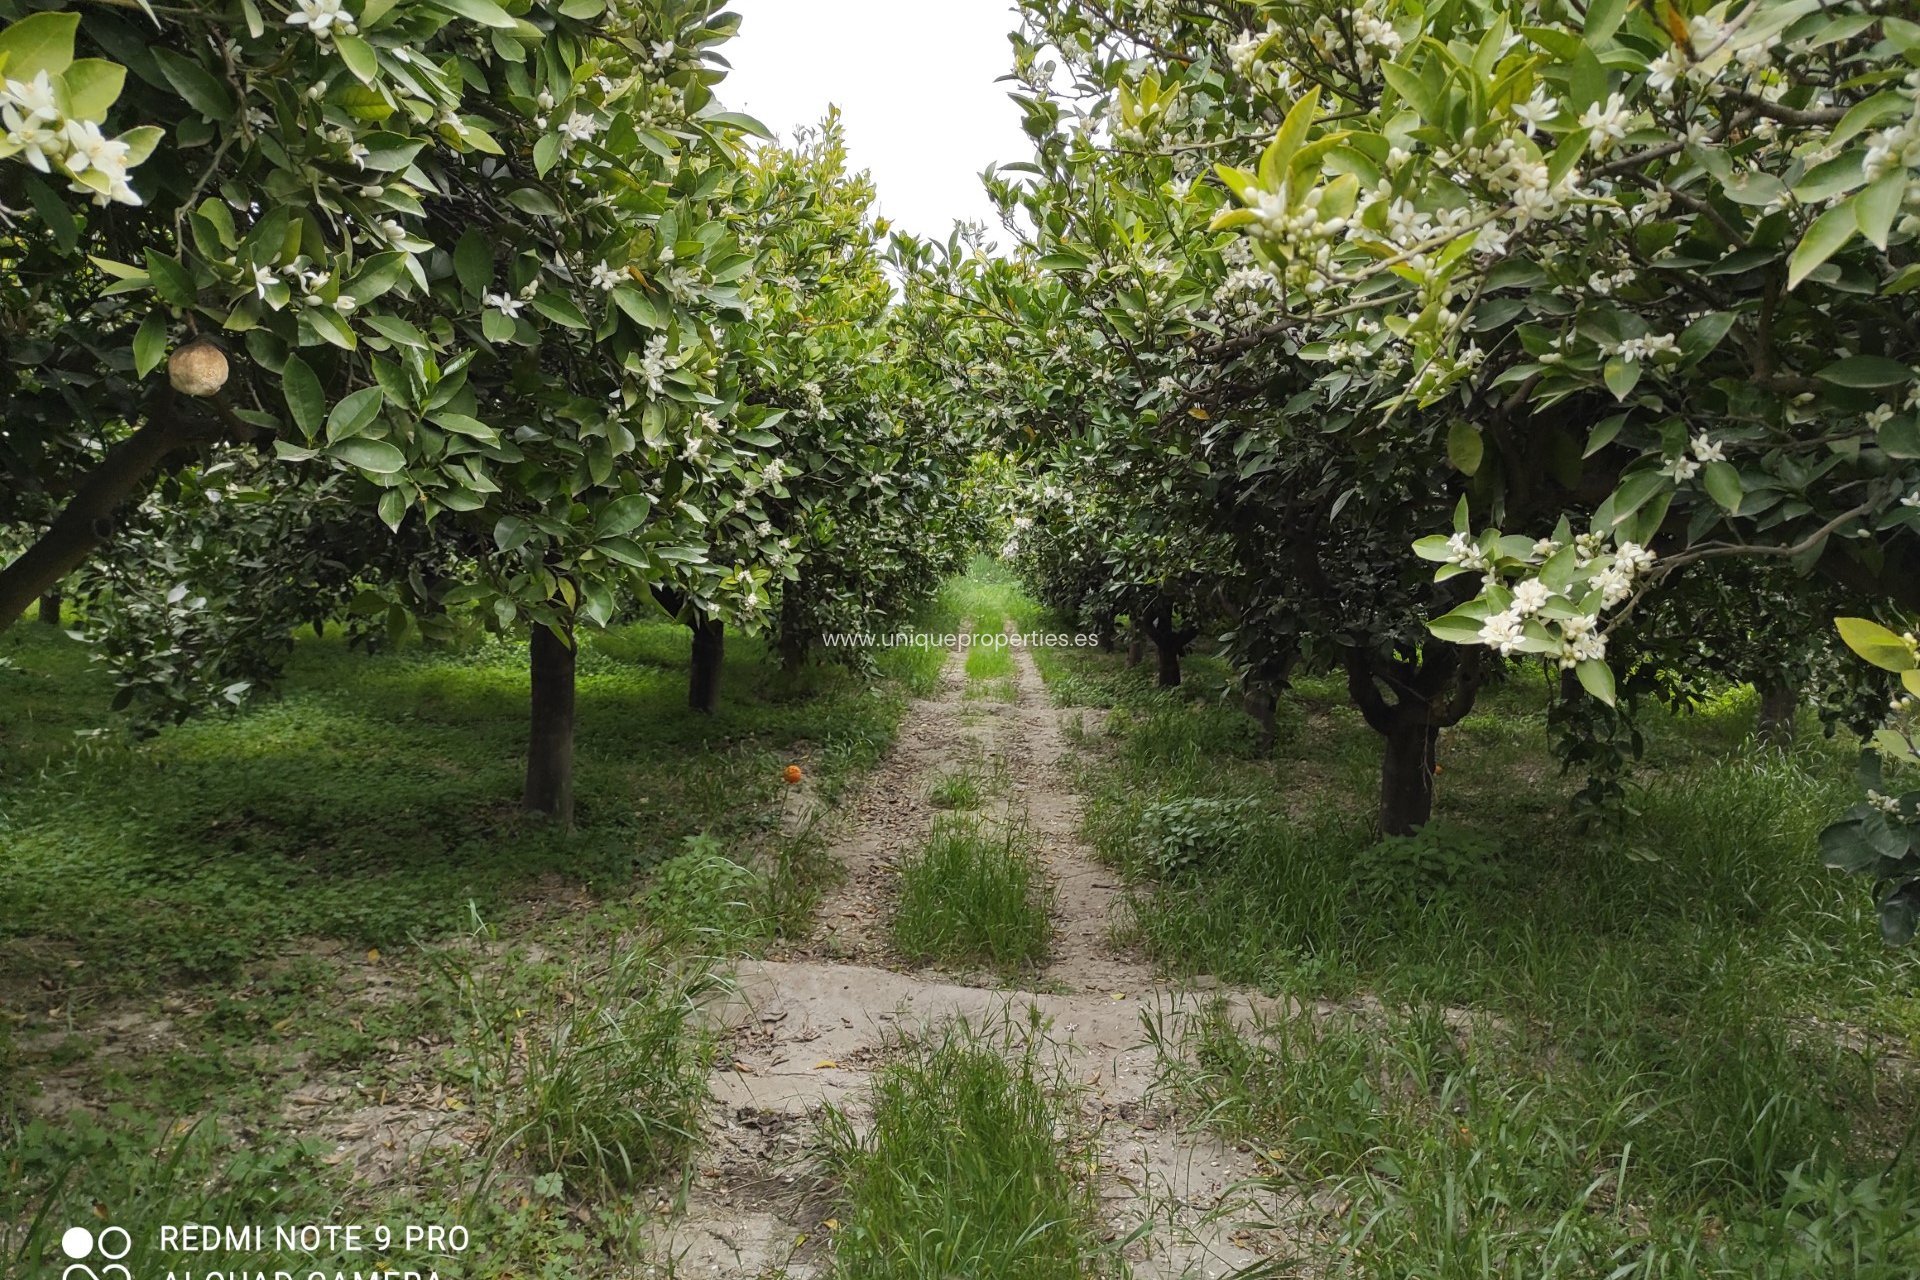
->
[720,1,1032,246]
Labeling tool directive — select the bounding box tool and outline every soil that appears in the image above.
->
[650,633,1293,1278]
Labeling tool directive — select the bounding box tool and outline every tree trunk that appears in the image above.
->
[775,581,811,672]
[37,591,61,626]
[523,619,577,827]
[1757,677,1797,746]
[689,616,724,714]
[1126,635,1145,668]
[0,391,201,632]
[1378,722,1438,836]
[1156,637,1182,688]
[1243,684,1277,754]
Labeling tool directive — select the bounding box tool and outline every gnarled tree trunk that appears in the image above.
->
[1142,598,1196,689]
[689,616,724,713]
[1345,645,1485,837]
[524,618,577,827]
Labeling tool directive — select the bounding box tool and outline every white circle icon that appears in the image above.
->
[60,1227,94,1259]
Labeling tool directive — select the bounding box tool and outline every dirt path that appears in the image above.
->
[649,634,1288,1278]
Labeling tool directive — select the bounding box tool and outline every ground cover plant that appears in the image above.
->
[816,1014,1118,1280]
[0,615,919,1275]
[1039,624,1920,1278]
[892,814,1051,974]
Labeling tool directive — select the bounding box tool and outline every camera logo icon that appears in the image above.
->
[58,1225,131,1278]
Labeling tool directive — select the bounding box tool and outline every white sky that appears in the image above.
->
[720,1,1032,246]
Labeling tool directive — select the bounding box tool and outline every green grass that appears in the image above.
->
[819,1013,1117,1280]
[893,815,1050,972]
[0,611,920,1276]
[0,619,898,990]
[928,766,985,811]
[433,924,719,1196]
[964,639,1015,681]
[1026,630,1920,1278]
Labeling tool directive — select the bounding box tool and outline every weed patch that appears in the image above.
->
[818,1014,1117,1280]
[894,816,1050,972]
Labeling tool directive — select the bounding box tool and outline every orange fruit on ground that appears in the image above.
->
[783,764,803,785]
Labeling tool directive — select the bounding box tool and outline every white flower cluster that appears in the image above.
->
[1314,3,1402,74]
[287,0,357,44]
[1599,332,1680,363]
[1,71,142,205]
[1577,92,1634,153]
[639,333,679,396]
[1863,72,1920,210]
[1246,183,1349,292]
[1434,525,1657,673]
[1441,531,1492,572]
[1450,130,1583,226]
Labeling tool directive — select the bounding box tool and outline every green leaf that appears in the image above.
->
[1568,45,1606,115]
[494,515,533,551]
[378,487,408,531]
[1261,88,1321,184]
[481,309,516,342]
[20,175,77,252]
[306,305,358,349]
[505,187,563,218]
[61,58,126,120]
[429,411,497,439]
[325,385,385,442]
[334,32,379,83]
[1880,887,1920,946]
[133,313,167,377]
[329,437,406,474]
[1575,659,1616,706]
[1835,617,1917,671]
[1857,171,1905,250]
[281,354,325,439]
[1702,460,1742,512]
[1815,355,1913,389]
[454,228,492,297]
[533,132,560,176]
[1880,416,1920,459]
[1678,312,1737,366]
[1606,469,1668,526]
[151,47,236,119]
[1428,614,1488,645]
[425,0,518,27]
[611,285,666,330]
[0,12,79,80]
[363,313,427,348]
[1819,817,1885,874]
[120,125,164,167]
[145,251,195,307]
[1788,203,1858,290]
[1584,413,1626,457]
[597,493,653,537]
[531,293,588,328]
[697,109,773,139]
[1446,421,1483,475]
[1603,357,1641,400]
